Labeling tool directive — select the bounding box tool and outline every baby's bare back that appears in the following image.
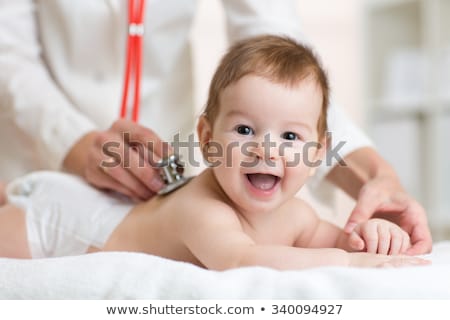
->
[103,169,309,268]
[102,176,207,266]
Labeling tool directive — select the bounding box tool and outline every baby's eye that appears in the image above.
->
[235,125,254,136]
[281,131,299,141]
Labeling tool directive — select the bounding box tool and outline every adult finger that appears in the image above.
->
[109,120,170,192]
[403,203,432,255]
[87,135,151,199]
[100,161,153,200]
[344,186,384,233]
[111,119,172,160]
[406,224,433,255]
[123,144,165,193]
[87,164,138,200]
[95,130,161,197]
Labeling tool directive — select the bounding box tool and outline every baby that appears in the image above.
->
[0,35,429,269]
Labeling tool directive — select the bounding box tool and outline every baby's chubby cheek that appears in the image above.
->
[279,145,304,167]
[282,144,322,176]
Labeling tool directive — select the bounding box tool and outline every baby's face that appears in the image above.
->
[201,75,324,215]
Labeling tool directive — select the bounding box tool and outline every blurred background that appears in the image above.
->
[190,0,450,240]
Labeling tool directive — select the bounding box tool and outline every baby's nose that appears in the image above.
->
[252,134,280,161]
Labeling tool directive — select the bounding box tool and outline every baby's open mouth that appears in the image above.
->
[246,173,280,191]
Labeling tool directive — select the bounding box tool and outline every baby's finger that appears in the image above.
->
[388,227,403,255]
[377,224,391,255]
[400,230,412,254]
[361,222,378,253]
[348,231,365,251]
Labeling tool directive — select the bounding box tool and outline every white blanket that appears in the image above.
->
[1,242,450,299]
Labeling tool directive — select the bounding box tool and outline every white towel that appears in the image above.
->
[1,242,449,299]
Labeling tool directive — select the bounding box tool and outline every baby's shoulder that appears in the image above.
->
[282,196,316,214]
[280,196,319,224]
[164,178,239,223]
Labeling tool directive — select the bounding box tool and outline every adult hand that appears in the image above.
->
[344,175,432,255]
[63,119,170,200]
[327,147,432,255]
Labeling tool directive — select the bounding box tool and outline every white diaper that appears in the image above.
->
[5,171,133,258]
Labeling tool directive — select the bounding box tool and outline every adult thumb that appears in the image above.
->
[344,197,379,233]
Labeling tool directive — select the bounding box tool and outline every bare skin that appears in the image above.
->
[63,119,169,201]
[100,168,425,270]
[0,76,430,269]
[0,169,429,268]
[328,147,432,255]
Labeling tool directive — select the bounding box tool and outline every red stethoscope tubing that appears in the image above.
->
[120,0,146,122]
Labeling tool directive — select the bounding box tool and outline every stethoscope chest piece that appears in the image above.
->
[156,154,191,195]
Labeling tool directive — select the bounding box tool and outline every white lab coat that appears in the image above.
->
[0,0,371,184]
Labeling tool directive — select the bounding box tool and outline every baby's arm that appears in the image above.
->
[179,201,427,270]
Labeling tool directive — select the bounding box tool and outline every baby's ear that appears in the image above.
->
[197,114,212,147]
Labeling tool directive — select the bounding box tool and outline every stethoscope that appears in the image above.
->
[119,0,146,123]
[120,0,189,195]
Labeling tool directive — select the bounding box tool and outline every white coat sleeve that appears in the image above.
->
[221,0,374,186]
[0,0,97,170]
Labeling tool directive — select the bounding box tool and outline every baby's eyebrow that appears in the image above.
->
[224,109,250,118]
[285,121,312,134]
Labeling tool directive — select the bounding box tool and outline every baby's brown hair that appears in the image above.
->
[203,35,329,139]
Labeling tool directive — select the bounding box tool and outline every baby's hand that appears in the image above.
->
[348,218,411,255]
